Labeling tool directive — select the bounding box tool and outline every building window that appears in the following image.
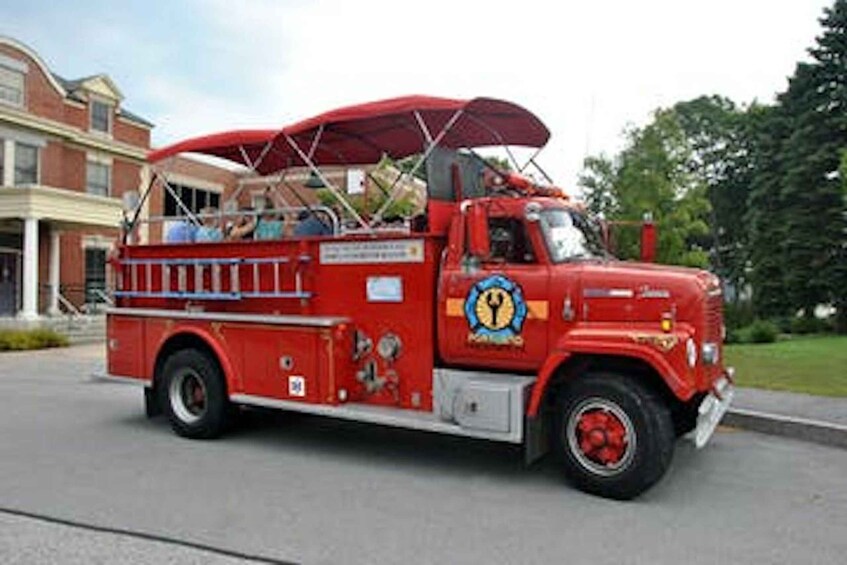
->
[86,161,111,196]
[90,100,111,134]
[84,248,107,305]
[14,143,38,186]
[164,184,220,216]
[0,66,24,108]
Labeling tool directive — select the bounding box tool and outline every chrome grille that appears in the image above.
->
[705,292,723,343]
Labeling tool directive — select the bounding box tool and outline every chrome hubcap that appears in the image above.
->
[169,369,207,424]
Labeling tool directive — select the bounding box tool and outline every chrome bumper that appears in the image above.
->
[689,369,735,448]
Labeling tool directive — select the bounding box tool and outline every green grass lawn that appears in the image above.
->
[725,335,847,397]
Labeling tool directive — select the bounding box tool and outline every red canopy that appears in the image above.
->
[147,129,277,165]
[148,96,550,173]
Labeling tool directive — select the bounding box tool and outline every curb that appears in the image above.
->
[724,408,847,450]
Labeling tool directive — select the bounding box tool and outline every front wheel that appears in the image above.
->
[553,373,675,500]
[160,349,229,439]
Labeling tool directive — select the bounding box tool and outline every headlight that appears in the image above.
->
[702,342,719,365]
[686,338,698,368]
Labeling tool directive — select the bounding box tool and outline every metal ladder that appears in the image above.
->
[114,255,312,300]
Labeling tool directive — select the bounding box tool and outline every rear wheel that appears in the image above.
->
[160,349,229,439]
[553,373,674,500]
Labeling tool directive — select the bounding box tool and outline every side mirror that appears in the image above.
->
[466,203,490,259]
[640,218,657,263]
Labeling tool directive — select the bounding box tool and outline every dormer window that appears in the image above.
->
[0,63,25,108]
[90,99,112,134]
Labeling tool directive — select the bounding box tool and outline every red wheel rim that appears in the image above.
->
[566,398,636,476]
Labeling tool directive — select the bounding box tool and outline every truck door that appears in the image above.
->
[439,214,550,371]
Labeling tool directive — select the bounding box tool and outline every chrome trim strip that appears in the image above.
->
[106,307,348,328]
[638,289,671,299]
[230,394,525,444]
[583,288,634,298]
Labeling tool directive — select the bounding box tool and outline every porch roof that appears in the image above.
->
[0,185,123,229]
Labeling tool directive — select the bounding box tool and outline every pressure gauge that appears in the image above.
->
[377,333,402,362]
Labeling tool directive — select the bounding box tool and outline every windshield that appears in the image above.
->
[539,208,609,262]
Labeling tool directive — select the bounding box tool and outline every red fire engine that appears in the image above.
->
[104,96,733,499]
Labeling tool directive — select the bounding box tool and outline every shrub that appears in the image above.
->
[773,316,794,334]
[0,328,69,351]
[746,320,779,344]
[724,300,755,331]
[790,316,827,335]
[725,329,742,344]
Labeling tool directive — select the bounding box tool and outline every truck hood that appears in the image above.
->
[555,260,719,325]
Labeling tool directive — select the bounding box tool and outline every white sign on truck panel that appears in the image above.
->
[319,239,424,264]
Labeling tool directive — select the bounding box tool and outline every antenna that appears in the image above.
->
[584,93,597,160]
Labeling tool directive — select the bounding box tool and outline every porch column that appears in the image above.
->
[48,228,61,316]
[19,216,39,320]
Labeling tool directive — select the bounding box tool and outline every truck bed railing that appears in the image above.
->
[114,255,312,301]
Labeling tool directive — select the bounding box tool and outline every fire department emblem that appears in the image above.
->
[464,275,527,346]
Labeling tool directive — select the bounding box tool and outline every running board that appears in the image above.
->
[230,391,529,445]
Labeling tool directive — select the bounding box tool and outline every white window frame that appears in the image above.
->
[86,161,111,197]
[89,98,113,136]
[0,128,46,187]
[251,190,268,211]
[81,235,114,308]
[0,54,27,109]
[0,137,5,187]
[13,142,39,187]
[85,153,113,197]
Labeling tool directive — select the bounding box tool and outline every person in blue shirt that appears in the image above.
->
[293,210,333,237]
[195,207,223,242]
[254,208,284,240]
[165,218,197,243]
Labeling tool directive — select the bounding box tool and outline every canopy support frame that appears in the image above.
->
[372,108,464,223]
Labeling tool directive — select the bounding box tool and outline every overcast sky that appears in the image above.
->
[0,0,833,188]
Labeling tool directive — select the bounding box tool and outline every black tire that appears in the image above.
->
[159,348,229,439]
[553,373,675,500]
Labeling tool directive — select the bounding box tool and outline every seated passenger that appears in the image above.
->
[165,218,197,243]
[254,208,284,240]
[195,207,223,242]
[293,210,333,237]
[226,208,257,240]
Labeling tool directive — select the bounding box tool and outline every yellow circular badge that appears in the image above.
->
[474,287,516,331]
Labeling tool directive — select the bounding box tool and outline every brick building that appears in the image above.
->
[0,36,238,320]
[0,36,427,322]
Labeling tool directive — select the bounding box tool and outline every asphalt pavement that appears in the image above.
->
[1,344,846,564]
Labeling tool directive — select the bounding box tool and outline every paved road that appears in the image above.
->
[1,344,846,565]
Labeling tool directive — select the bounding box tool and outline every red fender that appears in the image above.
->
[527,341,695,418]
[527,351,572,417]
[152,326,240,394]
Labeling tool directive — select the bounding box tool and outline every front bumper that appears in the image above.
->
[689,368,735,448]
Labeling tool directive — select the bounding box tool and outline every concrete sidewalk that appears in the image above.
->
[725,387,847,449]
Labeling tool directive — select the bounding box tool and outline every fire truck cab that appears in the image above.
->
[104,96,733,499]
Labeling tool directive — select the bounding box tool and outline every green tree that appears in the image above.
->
[578,155,617,217]
[579,109,711,267]
[745,104,792,318]
[672,96,756,294]
[770,1,847,325]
